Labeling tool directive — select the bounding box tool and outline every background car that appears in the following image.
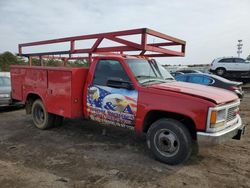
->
[175,73,244,99]
[0,72,12,106]
[171,69,205,77]
[210,57,250,76]
[176,69,203,74]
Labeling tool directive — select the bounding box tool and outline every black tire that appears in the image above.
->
[147,118,192,165]
[31,99,55,130]
[54,115,64,127]
[216,68,226,76]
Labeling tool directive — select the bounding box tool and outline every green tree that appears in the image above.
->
[67,59,89,67]
[0,51,90,71]
[0,51,27,71]
[0,51,17,71]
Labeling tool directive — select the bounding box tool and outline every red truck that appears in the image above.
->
[11,28,245,165]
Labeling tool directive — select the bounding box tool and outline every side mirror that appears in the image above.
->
[107,78,134,90]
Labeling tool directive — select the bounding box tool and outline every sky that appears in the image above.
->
[0,0,249,65]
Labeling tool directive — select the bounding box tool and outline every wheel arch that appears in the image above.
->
[216,67,227,71]
[25,93,43,114]
[142,110,197,140]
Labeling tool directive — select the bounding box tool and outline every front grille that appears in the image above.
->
[227,106,238,122]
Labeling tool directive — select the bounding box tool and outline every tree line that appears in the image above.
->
[1,51,250,72]
[0,51,89,72]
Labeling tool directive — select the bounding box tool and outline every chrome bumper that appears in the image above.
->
[197,116,245,146]
[0,98,12,106]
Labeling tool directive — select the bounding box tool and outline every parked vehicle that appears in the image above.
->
[0,72,12,106]
[210,57,250,77]
[171,69,202,77]
[10,28,245,165]
[176,69,202,74]
[175,73,244,99]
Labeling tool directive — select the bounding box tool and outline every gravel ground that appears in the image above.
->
[0,93,249,188]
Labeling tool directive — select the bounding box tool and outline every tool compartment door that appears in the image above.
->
[47,69,72,117]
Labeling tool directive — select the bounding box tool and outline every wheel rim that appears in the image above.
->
[217,69,224,75]
[33,104,45,125]
[154,129,180,157]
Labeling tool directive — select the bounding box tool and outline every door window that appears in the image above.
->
[188,76,213,85]
[176,75,187,82]
[188,76,204,84]
[219,58,234,63]
[234,58,245,63]
[93,59,130,86]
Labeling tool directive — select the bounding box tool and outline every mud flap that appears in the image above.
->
[232,126,245,140]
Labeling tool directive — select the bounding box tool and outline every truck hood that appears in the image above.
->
[148,81,238,104]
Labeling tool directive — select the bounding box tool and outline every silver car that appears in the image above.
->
[0,72,11,106]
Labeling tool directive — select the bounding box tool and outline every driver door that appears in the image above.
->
[86,59,138,129]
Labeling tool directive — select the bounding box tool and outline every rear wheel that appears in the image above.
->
[216,68,226,76]
[31,99,55,130]
[147,118,192,165]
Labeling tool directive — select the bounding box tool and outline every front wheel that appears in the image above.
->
[31,99,55,130]
[147,118,192,165]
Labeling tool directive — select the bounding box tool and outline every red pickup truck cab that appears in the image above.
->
[10,28,245,165]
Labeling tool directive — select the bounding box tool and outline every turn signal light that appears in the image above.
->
[210,111,217,124]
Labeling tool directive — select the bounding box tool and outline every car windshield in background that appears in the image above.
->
[0,77,11,87]
[126,59,174,85]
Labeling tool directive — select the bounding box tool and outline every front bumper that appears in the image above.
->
[235,90,244,99]
[197,115,245,146]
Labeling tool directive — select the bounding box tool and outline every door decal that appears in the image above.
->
[87,85,138,129]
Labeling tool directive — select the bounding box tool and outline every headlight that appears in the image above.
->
[207,102,240,133]
[209,109,226,130]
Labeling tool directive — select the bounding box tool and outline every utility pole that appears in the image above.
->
[237,40,243,58]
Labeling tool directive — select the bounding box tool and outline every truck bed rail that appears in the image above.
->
[18,28,186,64]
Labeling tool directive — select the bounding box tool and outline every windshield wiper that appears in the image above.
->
[141,79,166,85]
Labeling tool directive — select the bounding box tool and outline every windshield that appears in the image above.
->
[0,77,11,87]
[126,59,174,85]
